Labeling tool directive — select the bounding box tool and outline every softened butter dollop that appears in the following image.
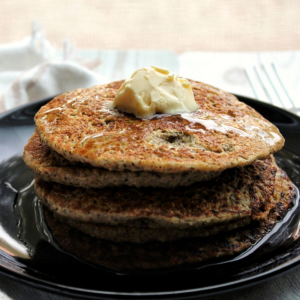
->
[109,66,199,118]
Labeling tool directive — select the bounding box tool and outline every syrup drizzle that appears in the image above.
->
[180,113,251,137]
[37,96,283,151]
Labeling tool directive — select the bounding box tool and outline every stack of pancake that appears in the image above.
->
[23,79,296,270]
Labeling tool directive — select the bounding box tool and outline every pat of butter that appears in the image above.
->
[109,66,199,118]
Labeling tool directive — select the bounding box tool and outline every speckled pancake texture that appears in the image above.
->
[43,167,296,270]
[34,156,279,231]
[34,80,284,173]
[49,160,292,243]
[23,132,221,188]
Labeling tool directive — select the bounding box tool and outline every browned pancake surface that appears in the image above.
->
[23,132,221,188]
[35,156,278,229]
[44,167,296,270]
[40,158,288,243]
[34,80,284,173]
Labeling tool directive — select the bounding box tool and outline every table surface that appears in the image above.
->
[0,50,300,300]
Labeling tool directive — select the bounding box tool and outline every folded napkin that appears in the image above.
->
[0,27,106,113]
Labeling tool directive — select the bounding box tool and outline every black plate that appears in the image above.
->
[0,96,300,299]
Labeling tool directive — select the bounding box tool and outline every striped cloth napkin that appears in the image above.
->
[0,28,105,113]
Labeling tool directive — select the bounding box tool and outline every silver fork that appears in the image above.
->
[245,62,299,114]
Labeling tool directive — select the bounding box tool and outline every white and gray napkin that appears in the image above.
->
[0,27,106,113]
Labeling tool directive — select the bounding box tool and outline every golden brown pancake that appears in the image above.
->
[51,159,287,243]
[23,132,221,188]
[34,80,284,173]
[34,156,279,231]
[43,167,296,270]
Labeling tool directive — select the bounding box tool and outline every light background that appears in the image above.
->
[1,0,300,52]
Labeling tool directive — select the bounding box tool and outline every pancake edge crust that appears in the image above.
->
[23,132,221,188]
[39,161,292,243]
[55,214,251,243]
[43,168,296,270]
[35,156,278,230]
[34,80,284,173]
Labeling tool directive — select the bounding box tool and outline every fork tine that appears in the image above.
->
[271,63,297,109]
[245,63,295,109]
[261,64,285,107]
[245,62,299,115]
[244,68,259,99]
[245,67,270,103]
[253,64,284,107]
[253,65,278,106]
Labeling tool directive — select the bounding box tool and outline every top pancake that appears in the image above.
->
[34,80,284,173]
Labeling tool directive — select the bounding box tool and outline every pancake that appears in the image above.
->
[35,156,278,230]
[56,214,251,243]
[34,80,284,173]
[37,157,287,243]
[23,132,221,188]
[43,167,296,270]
